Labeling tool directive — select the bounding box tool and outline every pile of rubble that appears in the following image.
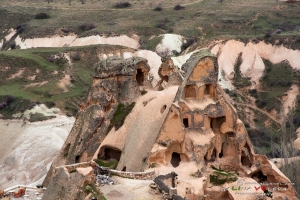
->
[95,174,115,186]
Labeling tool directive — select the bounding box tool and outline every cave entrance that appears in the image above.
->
[183,118,189,128]
[185,85,196,99]
[251,171,267,183]
[171,152,181,168]
[75,155,80,163]
[104,148,121,161]
[211,116,226,131]
[122,167,126,172]
[136,69,144,85]
[241,143,252,167]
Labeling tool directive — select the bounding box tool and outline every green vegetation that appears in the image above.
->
[255,59,299,113]
[232,53,251,88]
[141,36,163,51]
[94,158,119,169]
[0,45,127,118]
[84,183,101,199]
[209,166,238,185]
[29,113,55,122]
[69,169,77,173]
[107,103,135,134]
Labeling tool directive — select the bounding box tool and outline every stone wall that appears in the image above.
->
[55,161,156,180]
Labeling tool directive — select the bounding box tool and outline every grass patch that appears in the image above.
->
[94,158,118,169]
[29,113,55,122]
[141,36,163,51]
[255,59,299,113]
[106,103,135,134]
[232,53,251,88]
[209,166,238,186]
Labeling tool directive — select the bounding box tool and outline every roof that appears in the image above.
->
[174,49,218,102]
[93,56,150,78]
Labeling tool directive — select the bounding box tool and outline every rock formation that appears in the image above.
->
[44,49,297,200]
[43,56,151,186]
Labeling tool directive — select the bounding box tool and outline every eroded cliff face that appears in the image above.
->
[43,56,151,186]
[146,49,297,199]
[44,50,297,200]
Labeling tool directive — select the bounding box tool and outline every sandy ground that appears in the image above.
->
[57,74,71,92]
[5,28,16,42]
[100,176,161,200]
[155,162,207,197]
[8,69,25,80]
[283,84,299,116]
[0,115,74,190]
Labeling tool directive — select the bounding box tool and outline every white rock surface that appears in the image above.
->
[212,40,300,88]
[0,115,74,189]
[123,50,162,86]
[156,34,184,55]
[14,34,139,49]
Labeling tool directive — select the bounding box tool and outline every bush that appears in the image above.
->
[181,38,196,51]
[61,27,71,34]
[174,4,185,10]
[71,52,81,61]
[78,22,96,31]
[154,6,162,11]
[16,24,26,34]
[156,18,170,30]
[35,13,50,19]
[114,2,131,8]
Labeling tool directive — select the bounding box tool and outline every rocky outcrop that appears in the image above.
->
[43,56,151,187]
[156,57,183,89]
[44,50,297,200]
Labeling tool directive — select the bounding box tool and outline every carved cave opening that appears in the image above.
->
[210,116,226,131]
[183,118,189,128]
[219,144,224,158]
[241,143,252,167]
[122,166,126,172]
[185,85,196,99]
[251,171,267,183]
[161,105,167,114]
[205,149,217,163]
[136,69,144,85]
[75,155,80,163]
[171,152,181,168]
[204,84,214,97]
[104,147,121,161]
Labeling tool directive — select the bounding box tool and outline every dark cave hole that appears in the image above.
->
[171,152,181,168]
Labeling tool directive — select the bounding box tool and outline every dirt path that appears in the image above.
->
[100,176,161,200]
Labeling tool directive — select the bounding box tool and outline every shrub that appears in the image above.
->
[5,95,14,104]
[154,6,162,11]
[114,2,131,8]
[78,22,96,31]
[61,27,71,33]
[35,13,50,19]
[156,18,170,30]
[71,52,81,61]
[174,4,185,10]
[16,24,26,34]
[181,38,196,51]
